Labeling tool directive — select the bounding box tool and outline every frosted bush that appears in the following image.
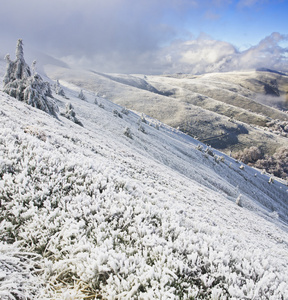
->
[121,107,129,115]
[233,146,262,164]
[138,124,146,133]
[0,243,42,299]
[236,194,242,207]
[205,147,214,157]
[233,146,288,180]
[113,109,123,118]
[124,127,133,139]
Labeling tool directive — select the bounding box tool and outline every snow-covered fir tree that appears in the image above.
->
[61,102,83,126]
[78,89,86,101]
[3,39,31,85]
[3,39,58,116]
[54,79,67,98]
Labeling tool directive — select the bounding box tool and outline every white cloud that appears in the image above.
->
[153,32,288,74]
[51,32,288,75]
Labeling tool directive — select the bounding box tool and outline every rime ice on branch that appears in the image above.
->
[3,39,58,116]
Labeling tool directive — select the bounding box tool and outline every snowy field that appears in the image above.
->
[1,64,288,299]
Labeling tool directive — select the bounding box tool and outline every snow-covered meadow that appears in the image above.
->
[1,62,288,299]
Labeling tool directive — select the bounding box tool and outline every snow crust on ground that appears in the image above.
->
[1,69,288,299]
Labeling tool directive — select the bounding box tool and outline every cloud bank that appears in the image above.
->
[60,32,288,74]
[156,32,288,74]
[0,0,287,74]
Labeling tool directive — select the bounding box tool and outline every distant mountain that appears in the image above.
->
[1,59,288,299]
[256,67,287,76]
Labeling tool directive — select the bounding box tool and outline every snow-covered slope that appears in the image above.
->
[1,71,288,299]
[44,65,288,159]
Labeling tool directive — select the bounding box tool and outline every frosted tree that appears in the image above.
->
[61,102,83,126]
[78,89,86,101]
[3,39,58,116]
[22,74,56,114]
[5,39,31,83]
[54,80,67,98]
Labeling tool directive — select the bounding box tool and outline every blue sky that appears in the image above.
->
[192,1,288,50]
[0,0,287,73]
[158,0,288,50]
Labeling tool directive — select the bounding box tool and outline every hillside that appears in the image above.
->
[44,65,288,159]
[1,63,288,299]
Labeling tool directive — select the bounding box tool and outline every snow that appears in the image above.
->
[0,64,288,299]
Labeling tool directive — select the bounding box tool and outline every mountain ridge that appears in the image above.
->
[44,64,288,162]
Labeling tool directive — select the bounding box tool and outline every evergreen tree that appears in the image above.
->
[14,39,31,80]
[78,89,86,101]
[3,39,58,116]
[61,102,83,126]
[54,80,67,98]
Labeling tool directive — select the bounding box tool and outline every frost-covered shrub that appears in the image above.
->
[254,147,288,180]
[196,144,203,152]
[24,126,47,142]
[232,145,288,179]
[61,102,83,126]
[205,147,214,157]
[124,127,133,138]
[121,107,129,115]
[233,146,262,164]
[234,146,288,180]
[0,243,42,299]
[214,155,224,163]
[236,194,242,207]
[1,121,288,299]
[266,119,288,137]
[113,109,123,118]
[138,124,146,133]
[3,39,58,116]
